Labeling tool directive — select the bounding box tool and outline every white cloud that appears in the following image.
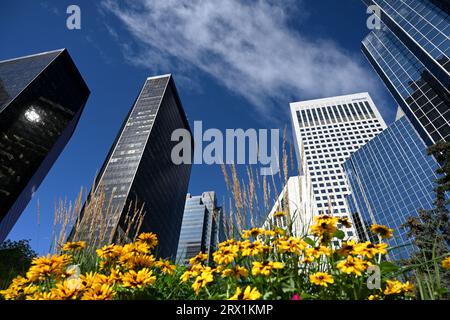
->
[101,0,381,119]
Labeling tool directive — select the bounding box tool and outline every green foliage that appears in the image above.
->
[0,240,37,290]
[402,141,450,299]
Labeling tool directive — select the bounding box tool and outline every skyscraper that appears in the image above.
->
[0,49,90,242]
[344,109,441,260]
[72,75,193,259]
[362,0,450,145]
[263,175,315,237]
[290,92,387,240]
[176,192,222,265]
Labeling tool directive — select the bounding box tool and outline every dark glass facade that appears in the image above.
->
[73,75,193,259]
[0,49,90,242]
[176,192,222,265]
[344,115,440,260]
[362,0,450,145]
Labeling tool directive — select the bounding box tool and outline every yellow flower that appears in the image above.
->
[120,254,156,270]
[264,230,276,237]
[122,268,156,289]
[51,280,82,300]
[370,224,393,239]
[310,215,338,239]
[0,276,37,300]
[62,241,85,252]
[156,259,176,275]
[402,281,414,294]
[192,268,214,294]
[276,237,307,254]
[337,256,370,276]
[229,286,261,300]
[180,271,192,283]
[368,294,381,300]
[338,217,352,228]
[442,256,450,270]
[336,240,357,257]
[354,242,388,258]
[240,240,264,257]
[383,280,403,295]
[26,254,72,281]
[96,244,123,260]
[122,242,150,256]
[213,246,239,265]
[221,266,249,279]
[218,239,237,249]
[310,272,334,287]
[82,284,115,300]
[305,246,331,259]
[252,261,284,276]
[273,211,287,218]
[26,291,56,300]
[189,252,208,265]
[242,228,265,239]
[136,232,159,249]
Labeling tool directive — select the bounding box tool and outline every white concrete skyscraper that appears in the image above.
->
[290,92,387,241]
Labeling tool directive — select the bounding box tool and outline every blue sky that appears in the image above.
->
[1,0,397,254]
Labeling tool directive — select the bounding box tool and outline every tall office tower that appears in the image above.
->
[362,0,450,146]
[73,75,193,259]
[344,109,441,260]
[0,49,90,242]
[263,175,316,237]
[290,92,387,241]
[176,192,222,265]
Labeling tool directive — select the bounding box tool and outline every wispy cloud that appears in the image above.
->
[101,0,381,119]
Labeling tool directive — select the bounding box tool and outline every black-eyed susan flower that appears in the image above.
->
[309,272,334,287]
[221,265,248,280]
[121,268,156,289]
[213,246,239,265]
[336,256,370,276]
[383,280,403,295]
[242,228,265,239]
[368,294,381,300]
[96,244,123,260]
[62,241,85,252]
[81,283,115,300]
[228,286,261,300]
[26,254,72,282]
[273,211,287,218]
[354,242,388,258]
[51,279,81,300]
[310,215,339,240]
[370,224,393,239]
[276,237,307,254]
[136,232,159,249]
[26,291,56,300]
[305,246,331,259]
[189,252,208,265]
[156,259,176,275]
[240,240,264,257]
[336,240,357,257]
[191,267,214,294]
[0,277,37,300]
[338,217,352,228]
[442,256,450,270]
[251,261,284,276]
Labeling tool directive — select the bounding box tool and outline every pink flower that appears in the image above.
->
[291,294,302,300]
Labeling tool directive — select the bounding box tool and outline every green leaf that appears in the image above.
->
[379,261,400,273]
[333,230,345,240]
[304,237,315,247]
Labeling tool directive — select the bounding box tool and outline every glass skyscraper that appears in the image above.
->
[362,0,450,145]
[0,49,90,242]
[72,75,193,259]
[290,93,387,241]
[176,191,223,265]
[344,112,440,261]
